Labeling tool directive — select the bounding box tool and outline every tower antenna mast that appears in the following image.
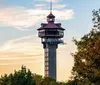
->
[50,0,52,13]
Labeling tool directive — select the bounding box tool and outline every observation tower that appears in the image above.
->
[37,0,65,80]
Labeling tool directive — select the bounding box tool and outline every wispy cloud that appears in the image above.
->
[45,0,59,2]
[34,4,47,8]
[0,35,43,56]
[35,0,59,3]
[0,7,74,30]
[0,35,76,80]
[0,7,45,30]
[52,4,67,9]
[0,56,43,61]
[0,35,44,67]
[0,35,76,61]
[0,59,43,66]
[34,4,67,9]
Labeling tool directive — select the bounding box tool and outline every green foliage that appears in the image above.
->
[66,79,78,85]
[39,77,56,85]
[72,9,100,84]
[0,66,36,85]
[0,74,10,85]
[49,81,57,85]
[33,74,43,85]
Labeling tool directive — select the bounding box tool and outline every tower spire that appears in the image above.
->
[50,0,52,13]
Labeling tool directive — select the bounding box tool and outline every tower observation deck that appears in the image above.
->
[37,4,65,80]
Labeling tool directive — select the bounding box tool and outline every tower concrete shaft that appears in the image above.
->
[44,43,58,80]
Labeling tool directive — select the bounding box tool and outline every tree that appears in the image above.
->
[66,79,79,85]
[49,81,57,85]
[33,74,43,85]
[0,74,10,85]
[40,77,56,85]
[72,9,100,84]
[0,66,36,85]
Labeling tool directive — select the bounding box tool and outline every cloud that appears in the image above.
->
[52,4,67,9]
[0,59,43,66]
[0,35,44,58]
[34,4,47,8]
[0,7,74,30]
[0,35,76,62]
[0,56,42,60]
[45,0,58,2]
[0,35,76,61]
[0,7,45,30]
[0,35,76,81]
[34,4,67,9]
[35,0,59,3]
[0,35,42,54]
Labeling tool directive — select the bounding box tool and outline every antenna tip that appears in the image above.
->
[50,0,52,13]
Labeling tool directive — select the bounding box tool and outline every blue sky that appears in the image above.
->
[0,0,100,81]
[0,0,100,42]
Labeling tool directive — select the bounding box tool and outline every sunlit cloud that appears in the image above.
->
[0,56,43,66]
[52,4,67,9]
[34,4,47,8]
[0,7,74,30]
[0,35,43,56]
[36,0,59,3]
[0,34,76,80]
[34,4,67,9]
[0,59,43,66]
[0,56,42,61]
[0,35,44,66]
[45,0,58,2]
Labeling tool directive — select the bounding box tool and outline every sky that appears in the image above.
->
[0,0,100,81]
